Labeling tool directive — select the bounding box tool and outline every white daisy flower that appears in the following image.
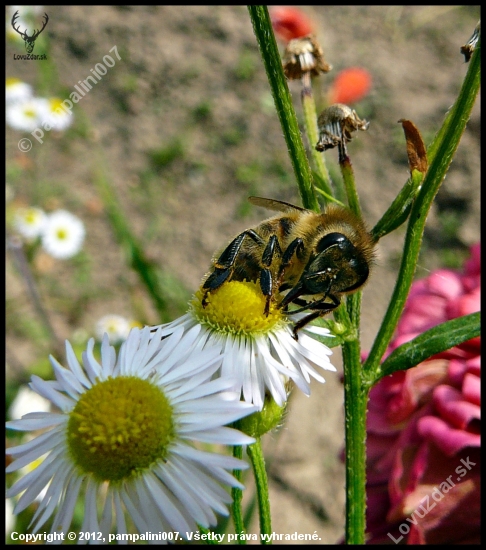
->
[6,78,33,105]
[6,326,256,538]
[41,98,74,132]
[41,209,85,259]
[13,206,47,240]
[152,280,336,410]
[95,314,133,345]
[6,96,49,133]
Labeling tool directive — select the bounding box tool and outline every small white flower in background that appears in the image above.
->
[153,280,336,410]
[9,385,51,420]
[42,98,74,131]
[13,206,47,240]
[6,78,33,105]
[95,314,133,345]
[41,209,85,259]
[6,326,256,538]
[6,96,49,132]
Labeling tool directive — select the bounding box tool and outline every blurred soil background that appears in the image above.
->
[6,5,480,543]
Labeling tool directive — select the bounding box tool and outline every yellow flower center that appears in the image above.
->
[67,376,174,482]
[191,280,286,336]
[55,228,68,241]
[6,77,21,87]
[49,98,65,114]
[25,209,39,224]
[23,107,37,119]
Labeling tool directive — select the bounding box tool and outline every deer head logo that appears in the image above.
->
[11,10,49,54]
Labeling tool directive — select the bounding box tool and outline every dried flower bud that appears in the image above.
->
[282,34,332,80]
[461,20,480,62]
[316,103,369,152]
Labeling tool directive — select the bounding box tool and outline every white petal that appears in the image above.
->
[30,460,72,532]
[46,473,84,535]
[113,490,128,536]
[65,340,91,388]
[99,488,114,539]
[50,362,83,401]
[100,333,117,378]
[6,428,61,457]
[143,472,193,533]
[114,484,150,533]
[80,478,100,534]
[82,338,103,383]
[6,413,66,432]
[29,376,74,411]
[182,426,255,445]
[155,462,210,527]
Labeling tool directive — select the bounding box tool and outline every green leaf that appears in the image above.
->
[373,312,480,383]
[371,169,422,241]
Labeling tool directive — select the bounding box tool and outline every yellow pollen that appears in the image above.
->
[191,280,285,336]
[67,376,174,482]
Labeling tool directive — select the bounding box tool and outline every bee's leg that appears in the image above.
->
[291,294,341,339]
[291,311,322,340]
[202,230,264,306]
[277,238,304,286]
[202,268,233,306]
[260,235,282,315]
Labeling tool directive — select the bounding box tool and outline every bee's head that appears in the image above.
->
[304,232,370,294]
[280,232,370,307]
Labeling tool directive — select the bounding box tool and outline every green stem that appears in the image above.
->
[334,295,366,544]
[300,77,334,202]
[247,439,272,543]
[343,348,369,545]
[231,445,246,544]
[197,527,219,545]
[339,153,361,218]
[371,169,423,242]
[247,5,319,212]
[7,235,63,358]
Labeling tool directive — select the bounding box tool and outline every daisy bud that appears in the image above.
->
[235,393,288,438]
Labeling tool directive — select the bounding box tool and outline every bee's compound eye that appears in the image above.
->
[315,232,347,254]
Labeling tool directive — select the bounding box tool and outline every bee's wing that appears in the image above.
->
[248,196,307,213]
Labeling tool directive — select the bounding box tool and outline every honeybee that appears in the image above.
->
[202,197,375,337]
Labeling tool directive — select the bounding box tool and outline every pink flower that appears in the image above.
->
[327,67,372,105]
[366,244,480,544]
[269,6,314,43]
